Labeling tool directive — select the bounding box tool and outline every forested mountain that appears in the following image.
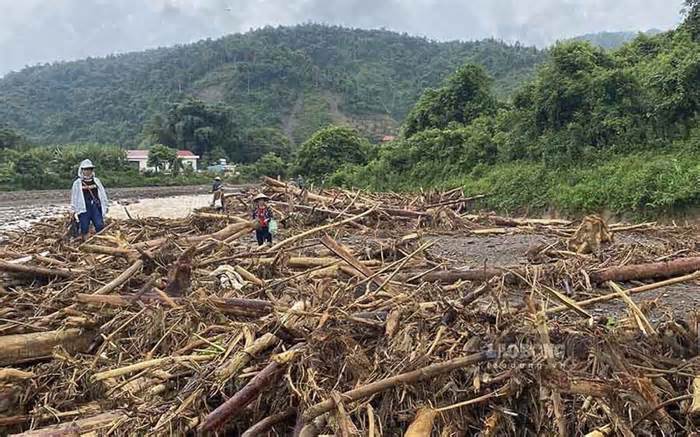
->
[323,4,700,216]
[0,24,545,149]
[572,29,663,49]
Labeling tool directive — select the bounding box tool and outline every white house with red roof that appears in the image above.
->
[126,149,200,172]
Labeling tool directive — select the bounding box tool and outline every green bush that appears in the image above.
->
[296,126,372,180]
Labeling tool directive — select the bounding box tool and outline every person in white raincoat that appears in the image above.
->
[70,159,109,239]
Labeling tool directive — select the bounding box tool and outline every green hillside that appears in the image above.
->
[0,24,545,149]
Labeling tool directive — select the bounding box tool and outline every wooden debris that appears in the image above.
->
[2,179,700,436]
[0,329,95,366]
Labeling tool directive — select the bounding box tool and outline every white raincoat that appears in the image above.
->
[70,159,109,217]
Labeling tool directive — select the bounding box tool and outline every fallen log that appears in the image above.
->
[93,259,143,295]
[201,347,302,432]
[241,408,296,437]
[79,244,136,258]
[92,355,212,382]
[255,256,381,269]
[263,176,335,204]
[0,368,33,381]
[302,351,491,421]
[132,221,255,250]
[0,403,101,428]
[192,212,249,223]
[0,260,76,279]
[8,411,125,436]
[271,201,355,219]
[463,215,572,227]
[209,297,275,316]
[590,257,700,283]
[76,293,276,316]
[0,329,95,366]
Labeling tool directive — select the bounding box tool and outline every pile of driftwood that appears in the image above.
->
[1,177,700,436]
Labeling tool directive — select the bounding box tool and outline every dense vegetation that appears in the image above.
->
[320,4,700,217]
[0,24,545,150]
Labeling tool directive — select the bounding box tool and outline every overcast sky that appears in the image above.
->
[0,0,685,75]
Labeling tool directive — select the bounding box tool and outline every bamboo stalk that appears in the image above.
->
[268,207,377,252]
[302,352,490,421]
[241,408,296,437]
[546,271,700,314]
[92,259,143,295]
[92,355,212,382]
[216,332,280,382]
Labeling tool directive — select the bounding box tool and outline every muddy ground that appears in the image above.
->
[427,230,700,321]
[0,185,238,232]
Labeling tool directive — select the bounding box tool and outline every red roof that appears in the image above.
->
[126,149,199,160]
[177,150,198,158]
[381,135,396,142]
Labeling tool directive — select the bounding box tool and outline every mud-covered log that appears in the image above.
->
[590,257,700,283]
[0,329,95,366]
[209,297,275,316]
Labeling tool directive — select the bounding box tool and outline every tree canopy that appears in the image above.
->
[147,144,177,173]
[402,64,497,138]
[296,126,372,179]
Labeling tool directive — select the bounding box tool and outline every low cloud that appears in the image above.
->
[0,0,684,75]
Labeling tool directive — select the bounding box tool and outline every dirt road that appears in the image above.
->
[0,185,211,232]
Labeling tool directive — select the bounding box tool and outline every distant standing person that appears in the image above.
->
[252,193,273,246]
[211,176,224,209]
[70,159,108,241]
[295,175,307,201]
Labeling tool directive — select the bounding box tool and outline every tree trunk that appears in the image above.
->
[590,257,700,283]
[0,329,95,366]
